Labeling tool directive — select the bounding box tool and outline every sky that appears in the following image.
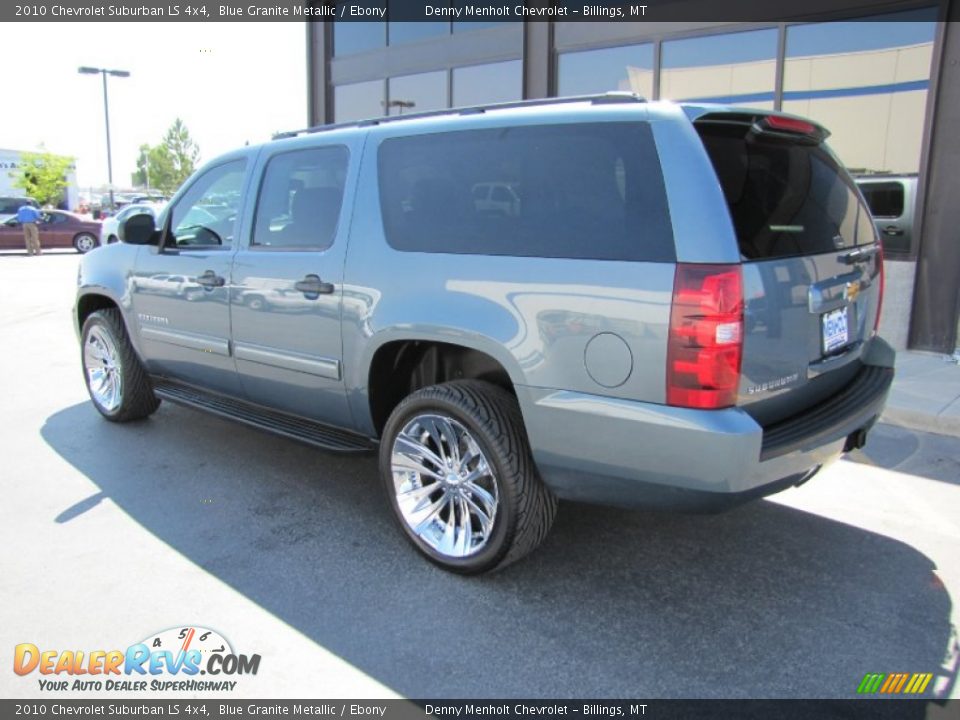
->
[3,22,308,191]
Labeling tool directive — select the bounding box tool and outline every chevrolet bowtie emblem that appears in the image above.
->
[845,280,861,302]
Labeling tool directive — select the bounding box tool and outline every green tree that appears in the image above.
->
[131,143,151,187]
[131,143,177,194]
[164,118,200,188]
[130,118,200,195]
[10,150,74,206]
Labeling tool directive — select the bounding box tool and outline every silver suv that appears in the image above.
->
[74,95,894,574]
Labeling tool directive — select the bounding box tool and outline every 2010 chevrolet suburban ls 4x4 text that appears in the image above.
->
[75,94,894,574]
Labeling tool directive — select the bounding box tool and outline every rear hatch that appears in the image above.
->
[694,112,883,426]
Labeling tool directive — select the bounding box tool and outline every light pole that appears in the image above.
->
[78,66,130,212]
[383,99,416,116]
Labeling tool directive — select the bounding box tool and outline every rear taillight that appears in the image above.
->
[667,264,744,410]
[874,243,885,334]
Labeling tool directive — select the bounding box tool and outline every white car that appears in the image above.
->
[100,202,165,246]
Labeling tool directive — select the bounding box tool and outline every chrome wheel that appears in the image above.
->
[391,413,499,558]
[84,326,122,412]
[75,233,97,253]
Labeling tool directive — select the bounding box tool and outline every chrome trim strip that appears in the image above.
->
[140,326,231,357]
[807,341,864,379]
[234,342,341,380]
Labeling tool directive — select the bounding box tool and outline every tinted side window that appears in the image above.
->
[377,122,674,262]
[698,122,874,260]
[859,182,904,219]
[168,160,246,249]
[252,146,349,250]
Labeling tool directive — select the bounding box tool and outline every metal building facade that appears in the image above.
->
[307,3,960,353]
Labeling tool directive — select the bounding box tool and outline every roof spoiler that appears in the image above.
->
[692,110,830,144]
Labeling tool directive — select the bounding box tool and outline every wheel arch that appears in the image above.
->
[76,292,121,335]
[364,334,520,438]
[75,291,144,361]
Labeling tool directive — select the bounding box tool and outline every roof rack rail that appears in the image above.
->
[272,92,646,140]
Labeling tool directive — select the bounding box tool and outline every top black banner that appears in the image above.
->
[4,0,943,23]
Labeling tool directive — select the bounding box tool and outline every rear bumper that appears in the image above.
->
[517,337,894,511]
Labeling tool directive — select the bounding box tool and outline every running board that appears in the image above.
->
[151,378,374,453]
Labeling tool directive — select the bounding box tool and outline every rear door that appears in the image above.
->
[695,114,882,426]
[230,142,355,427]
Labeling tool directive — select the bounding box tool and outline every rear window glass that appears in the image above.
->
[697,122,875,260]
[858,181,904,219]
[377,122,675,262]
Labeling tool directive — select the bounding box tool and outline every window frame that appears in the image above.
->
[160,159,248,253]
[248,144,351,253]
[375,120,676,263]
[858,180,906,220]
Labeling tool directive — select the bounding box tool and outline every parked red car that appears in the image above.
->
[0,210,102,253]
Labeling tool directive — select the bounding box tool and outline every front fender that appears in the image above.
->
[75,244,143,352]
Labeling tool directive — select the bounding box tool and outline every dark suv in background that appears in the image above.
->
[855,174,917,256]
[0,195,38,224]
[74,95,894,573]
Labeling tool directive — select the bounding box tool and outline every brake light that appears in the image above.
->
[667,264,744,410]
[874,243,885,334]
[763,115,817,135]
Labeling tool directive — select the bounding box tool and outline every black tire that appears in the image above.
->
[73,233,98,254]
[379,380,558,574]
[81,308,160,422]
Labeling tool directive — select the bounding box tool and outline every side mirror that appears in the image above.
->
[120,213,160,246]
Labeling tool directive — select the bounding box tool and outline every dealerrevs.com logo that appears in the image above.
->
[13,626,261,692]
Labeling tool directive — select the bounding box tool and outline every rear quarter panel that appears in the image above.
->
[341,108,682,438]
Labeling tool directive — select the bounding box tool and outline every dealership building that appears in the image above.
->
[0,148,79,211]
[306,2,959,353]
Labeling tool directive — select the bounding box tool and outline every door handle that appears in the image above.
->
[882,226,904,236]
[840,246,880,265]
[196,270,225,287]
[294,274,335,297]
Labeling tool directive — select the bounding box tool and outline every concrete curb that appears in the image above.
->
[881,407,960,439]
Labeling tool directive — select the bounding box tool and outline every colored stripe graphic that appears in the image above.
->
[907,673,933,694]
[857,673,884,693]
[857,672,932,694]
[893,674,909,693]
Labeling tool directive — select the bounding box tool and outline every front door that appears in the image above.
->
[131,157,250,397]
[231,144,354,427]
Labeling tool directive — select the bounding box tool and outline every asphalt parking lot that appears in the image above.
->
[1,250,958,700]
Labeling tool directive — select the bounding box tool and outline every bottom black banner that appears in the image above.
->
[1,700,955,720]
